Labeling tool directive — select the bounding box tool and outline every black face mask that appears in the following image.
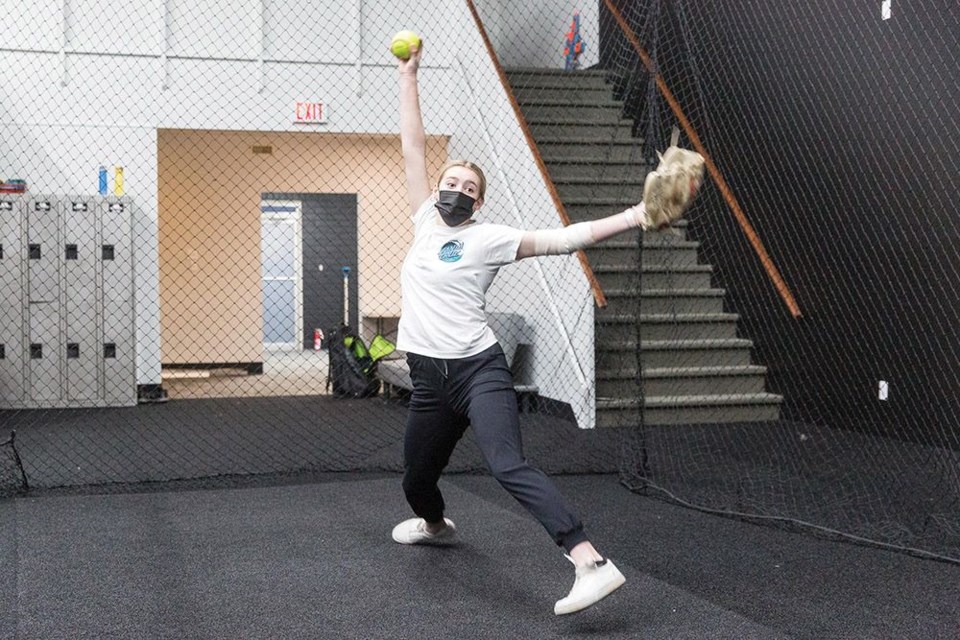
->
[435,190,476,227]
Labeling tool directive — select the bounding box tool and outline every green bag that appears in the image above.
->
[341,333,395,375]
[368,334,397,362]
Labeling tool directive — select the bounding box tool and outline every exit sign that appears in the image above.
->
[294,101,327,124]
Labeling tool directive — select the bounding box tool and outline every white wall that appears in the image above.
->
[446,3,596,428]
[476,0,601,70]
[1,0,598,426]
[0,0,461,386]
[0,112,160,386]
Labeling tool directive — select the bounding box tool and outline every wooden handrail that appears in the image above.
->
[604,0,801,318]
[464,0,607,308]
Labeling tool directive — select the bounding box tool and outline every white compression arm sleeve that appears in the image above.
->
[530,222,595,256]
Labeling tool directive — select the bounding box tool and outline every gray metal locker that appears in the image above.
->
[28,302,62,403]
[28,197,67,405]
[64,197,100,403]
[99,198,135,405]
[0,198,25,405]
[26,198,59,303]
[1,194,136,408]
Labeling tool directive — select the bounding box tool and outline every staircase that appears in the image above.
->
[505,67,782,427]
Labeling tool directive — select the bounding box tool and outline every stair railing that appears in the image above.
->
[465,0,608,308]
[603,0,802,318]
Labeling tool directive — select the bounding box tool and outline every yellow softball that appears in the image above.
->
[391,30,422,60]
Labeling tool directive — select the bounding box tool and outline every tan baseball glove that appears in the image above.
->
[642,146,706,230]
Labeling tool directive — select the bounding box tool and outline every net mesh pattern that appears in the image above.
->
[0,0,956,562]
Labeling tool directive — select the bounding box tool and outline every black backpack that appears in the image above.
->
[326,326,381,399]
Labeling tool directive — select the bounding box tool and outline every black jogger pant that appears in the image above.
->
[401,343,588,552]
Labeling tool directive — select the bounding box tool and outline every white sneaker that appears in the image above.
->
[391,517,457,545]
[554,558,626,615]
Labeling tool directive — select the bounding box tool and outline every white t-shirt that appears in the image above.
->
[397,196,524,359]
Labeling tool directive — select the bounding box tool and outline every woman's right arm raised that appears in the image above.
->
[398,45,431,213]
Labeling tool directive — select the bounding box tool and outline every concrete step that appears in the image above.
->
[596,392,782,427]
[514,85,616,104]
[506,69,611,90]
[521,101,625,123]
[597,365,769,397]
[597,338,754,370]
[507,67,610,78]
[610,226,691,245]
[586,238,701,266]
[592,264,713,289]
[601,288,726,315]
[597,312,740,341]
[562,199,646,218]
[554,177,646,202]
[562,195,650,208]
[545,159,650,182]
[537,137,645,162]
[542,151,650,166]
[531,121,634,140]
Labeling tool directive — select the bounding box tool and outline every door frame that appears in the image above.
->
[260,200,303,351]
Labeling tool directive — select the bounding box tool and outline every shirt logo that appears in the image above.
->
[438,240,464,263]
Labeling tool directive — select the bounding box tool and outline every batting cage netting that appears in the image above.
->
[1,0,957,563]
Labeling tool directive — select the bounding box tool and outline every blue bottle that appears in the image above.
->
[98,166,108,195]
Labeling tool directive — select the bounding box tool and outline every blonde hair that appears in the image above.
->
[437,160,487,201]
